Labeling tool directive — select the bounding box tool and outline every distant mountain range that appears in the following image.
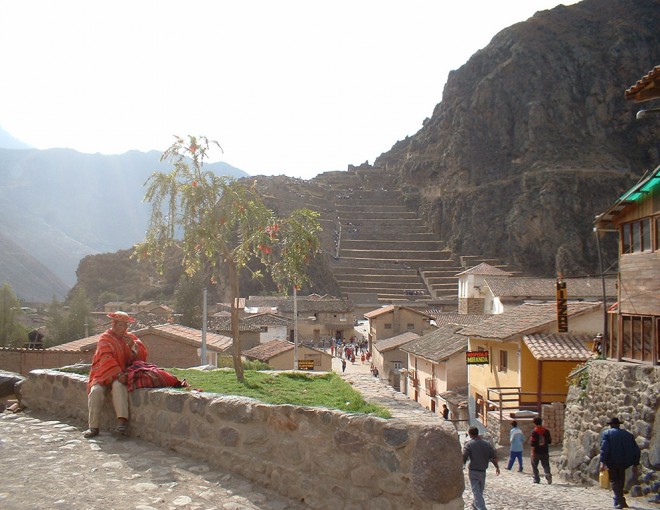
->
[0,137,247,301]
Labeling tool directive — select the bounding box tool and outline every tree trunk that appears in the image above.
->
[227,259,245,382]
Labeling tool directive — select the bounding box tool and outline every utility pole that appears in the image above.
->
[201,287,207,365]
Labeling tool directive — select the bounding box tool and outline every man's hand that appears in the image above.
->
[117,372,128,384]
[599,462,607,472]
[495,467,500,476]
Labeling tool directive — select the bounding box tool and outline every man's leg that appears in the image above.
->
[110,379,129,419]
[540,454,552,483]
[506,451,515,470]
[84,384,107,438]
[609,466,626,508]
[514,451,523,471]
[531,456,541,483]
[469,470,487,510]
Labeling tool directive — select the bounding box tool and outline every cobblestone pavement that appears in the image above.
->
[333,355,659,510]
[0,411,306,510]
[2,359,657,510]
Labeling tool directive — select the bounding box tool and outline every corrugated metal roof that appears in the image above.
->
[523,333,593,361]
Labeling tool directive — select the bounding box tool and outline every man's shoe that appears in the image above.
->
[83,428,99,439]
[518,468,523,472]
[116,418,128,435]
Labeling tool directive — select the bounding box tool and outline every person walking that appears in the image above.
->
[530,417,552,484]
[506,420,524,472]
[83,311,147,438]
[462,426,500,510]
[341,358,347,373]
[600,417,641,509]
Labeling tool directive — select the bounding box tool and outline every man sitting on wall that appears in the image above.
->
[83,311,147,438]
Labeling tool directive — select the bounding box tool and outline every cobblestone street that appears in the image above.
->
[0,358,656,509]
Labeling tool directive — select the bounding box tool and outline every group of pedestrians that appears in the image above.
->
[462,416,641,510]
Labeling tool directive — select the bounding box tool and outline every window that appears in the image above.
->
[620,315,656,363]
[499,349,508,373]
[384,323,392,330]
[407,323,415,330]
[392,361,403,371]
[622,218,653,254]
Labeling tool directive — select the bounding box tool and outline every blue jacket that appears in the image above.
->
[600,427,640,469]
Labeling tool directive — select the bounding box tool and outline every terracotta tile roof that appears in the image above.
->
[210,313,292,332]
[47,334,102,352]
[363,305,434,320]
[246,295,353,313]
[457,301,602,340]
[401,325,467,362]
[424,311,489,326]
[456,262,512,277]
[625,65,660,102]
[241,313,292,327]
[243,339,294,361]
[134,323,233,352]
[374,331,419,352]
[485,277,616,299]
[523,333,593,361]
[47,324,235,353]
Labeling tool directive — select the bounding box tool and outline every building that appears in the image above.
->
[363,305,435,346]
[458,262,616,315]
[595,164,659,365]
[400,324,469,422]
[458,301,602,433]
[371,331,418,390]
[242,339,332,371]
[245,294,355,344]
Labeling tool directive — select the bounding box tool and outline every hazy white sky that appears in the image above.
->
[0,1,579,180]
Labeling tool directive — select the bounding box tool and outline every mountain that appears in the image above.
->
[0,147,247,299]
[0,126,32,150]
[373,0,660,277]
[0,231,69,301]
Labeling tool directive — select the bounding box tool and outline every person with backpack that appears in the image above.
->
[530,416,552,484]
[600,417,641,509]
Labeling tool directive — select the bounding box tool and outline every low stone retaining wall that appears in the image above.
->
[558,361,659,501]
[17,369,465,510]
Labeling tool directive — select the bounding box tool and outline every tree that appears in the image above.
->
[136,135,321,382]
[0,283,26,347]
[46,289,93,345]
[67,288,93,339]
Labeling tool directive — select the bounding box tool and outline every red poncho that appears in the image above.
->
[87,329,148,393]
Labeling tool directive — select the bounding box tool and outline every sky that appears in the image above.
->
[0,0,580,180]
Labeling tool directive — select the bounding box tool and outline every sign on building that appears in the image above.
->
[298,359,315,370]
[466,351,489,365]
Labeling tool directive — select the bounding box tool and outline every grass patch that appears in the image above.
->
[58,363,390,418]
[169,368,391,418]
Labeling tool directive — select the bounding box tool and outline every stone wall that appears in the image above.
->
[16,369,466,510]
[558,360,660,501]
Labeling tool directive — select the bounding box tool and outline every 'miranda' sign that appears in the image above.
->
[466,350,489,365]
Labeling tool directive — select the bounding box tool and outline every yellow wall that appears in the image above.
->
[519,346,580,404]
[467,338,521,401]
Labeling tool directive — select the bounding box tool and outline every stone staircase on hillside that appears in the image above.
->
[315,171,461,306]
[311,167,514,309]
